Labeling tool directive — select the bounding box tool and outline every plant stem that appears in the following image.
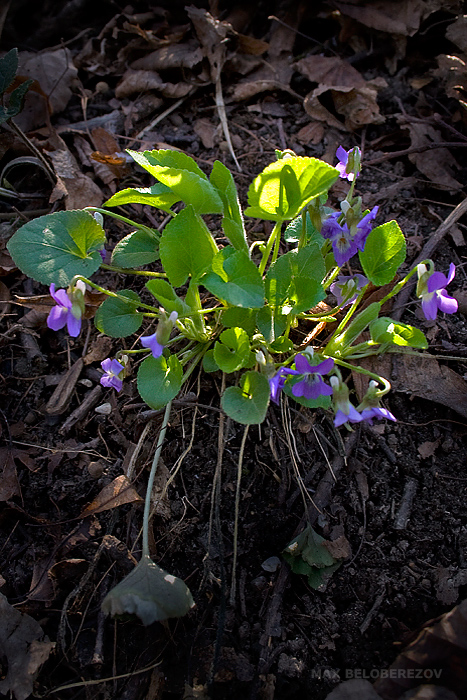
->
[258,221,282,276]
[85,206,160,235]
[100,264,167,278]
[142,400,172,559]
[72,275,161,313]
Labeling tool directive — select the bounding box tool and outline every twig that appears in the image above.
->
[394,477,417,530]
[359,578,387,634]
[7,120,56,183]
[134,95,192,141]
[365,141,467,167]
[392,196,467,321]
[59,385,103,434]
[230,424,249,606]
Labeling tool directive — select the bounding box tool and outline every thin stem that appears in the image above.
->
[230,424,249,606]
[258,221,282,276]
[332,357,391,396]
[72,275,160,313]
[100,264,167,278]
[85,207,161,234]
[142,400,172,558]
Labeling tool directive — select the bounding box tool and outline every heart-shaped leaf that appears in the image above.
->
[221,371,270,425]
[137,354,182,410]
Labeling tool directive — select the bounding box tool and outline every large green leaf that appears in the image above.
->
[159,206,218,287]
[7,210,105,286]
[359,220,406,286]
[221,307,257,336]
[145,279,191,317]
[210,160,249,255]
[256,305,287,343]
[94,290,143,337]
[0,48,18,94]
[128,149,223,214]
[203,247,264,309]
[111,228,159,268]
[221,371,270,425]
[245,157,339,222]
[137,354,182,410]
[104,184,179,213]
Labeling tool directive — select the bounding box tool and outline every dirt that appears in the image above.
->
[0,2,467,700]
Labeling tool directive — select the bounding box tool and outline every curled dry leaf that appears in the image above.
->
[102,554,195,625]
[79,474,143,517]
[115,69,193,99]
[0,593,55,700]
[131,41,203,70]
[402,123,462,190]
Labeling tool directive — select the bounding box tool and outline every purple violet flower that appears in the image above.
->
[353,206,379,251]
[47,280,86,337]
[141,310,178,359]
[100,358,124,392]
[291,354,334,401]
[360,406,397,425]
[269,367,299,404]
[336,146,361,181]
[321,213,358,267]
[330,274,368,308]
[330,376,363,427]
[417,263,458,321]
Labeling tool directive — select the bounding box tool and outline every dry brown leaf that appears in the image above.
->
[131,41,203,70]
[417,439,441,459]
[83,335,115,365]
[373,598,467,700]
[194,118,217,148]
[296,122,325,145]
[79,475,143,517]
[0,448,21,501]
[115,69,193,99]
[445,13,467,53]
[355,353,467,419]
[0,593,55,700]
[403,123,463,190]
[295,54,365,88]
[47,135,103,208]
[323,535,352,560]
[45,358,84,415]
[433,53,467,106]
[0,280,11,318]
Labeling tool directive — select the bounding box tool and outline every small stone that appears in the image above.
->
[95,403,112,415]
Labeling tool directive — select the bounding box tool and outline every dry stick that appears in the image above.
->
[365,141,467,167]
[215,73,242,172]
[392,196,467,322]
[255,430,359,687]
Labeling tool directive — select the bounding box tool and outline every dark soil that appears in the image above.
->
[1,2,467,700]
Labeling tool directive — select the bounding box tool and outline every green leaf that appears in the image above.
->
[268,336,293,353]
[128,149,223,214]
[7,210,105,286]
[145,279,191,317]
[102,554,194,625]
[94,290,143,337]
[221,371,270,425]
[283,526,341,590]
[370,317,428,349]
[202,349,219,373]
[245,156,339,222]
[256,305,287,343]
[266,243,325,314]
[137,354,182,410]
[359,220,406,286]
[203,247,265,309]
[2,79,33,122]
[210,160,249,256]
[221,307,257,336]
[111,229,159,268]
[104,184,179,212]
[0,48,18,94]
[325,301,381,356]
[159,205,218,287]
[213,327,251,373]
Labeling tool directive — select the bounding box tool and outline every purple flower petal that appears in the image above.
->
[421,294,438,320]
[427,271,449,293]
[47,305,68,331]
[446,263,456,285]
[66,312,82,337]
[313,357,334,376]
[49,284,72,308]
[436,290,458,315]
[101,374,123,391]
[141,331,164,358]
[294,354,314,374]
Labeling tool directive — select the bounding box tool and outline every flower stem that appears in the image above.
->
[332,357,391,396]
[142,400,172,559]
[100,264,167,278]
[259,221,282,276]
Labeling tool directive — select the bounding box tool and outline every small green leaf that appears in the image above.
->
[128,149,223,214]
[256,305,287,343]
[370,317,428,349]
[283,525,342,590]
[0,48,19,94]
[159,206,218,287]
[221,371,270,425]
[245,157,339,222]
[145,279,191,317]
[266,243,325,314]
[7,210,105,286]
[203,247,265,309]
[102,554,194,625]
[138,354,182,410]
[359,220,406,286]
[111,228,159,268]
[3,79,33,121]
[202,349,219,373]
[210,160,249,256]
[269,336,293,353]
[94,290,143,337]
[213,327,251,373]
[283,211,325,246]
[104,184,179,212]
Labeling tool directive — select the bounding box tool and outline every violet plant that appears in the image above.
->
[6,143,459,618]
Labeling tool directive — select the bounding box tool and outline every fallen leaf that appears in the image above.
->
[79,475,143,517]
[115,69,192,99]
[0,592,55,700]
[0,448,21,501]
[194,117,217,148]
[47,134,104,208]
[402,122,462,190]
[418,439,441,459]
[445,13,467,53]
[130,41,203,70]
[45,358,84,415]
[83,335,115,365]
[296,121,325,145]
